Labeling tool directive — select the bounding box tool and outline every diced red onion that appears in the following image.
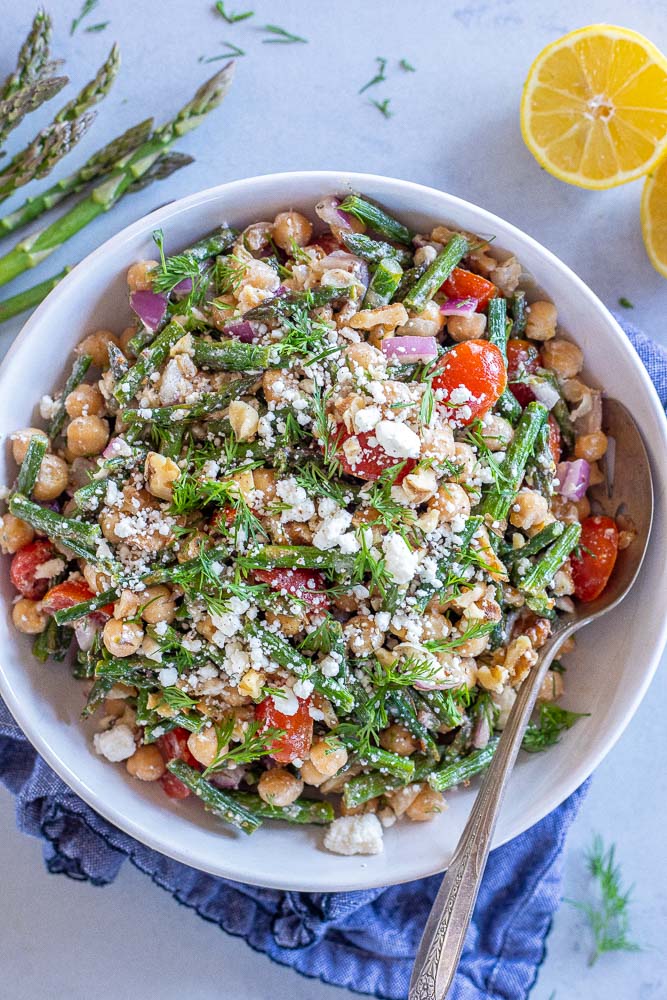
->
[319,250,370,288]
[130,290,167,331]
[382,336,438,363]
[530,379,561,411]
[471,712,491,749]
[556,459,590,501]
[172,277,193,299]
[440,297,478,317]
[102,437,133,460]
[223,320,257,343]
[315,196,355,232]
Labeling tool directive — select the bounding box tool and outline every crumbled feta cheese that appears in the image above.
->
[382,533,419,584]
[276,477,316,523]
[353,405,382,434]
[33,558,65,580]
[293,678,314,699]
[93,724,136,762]
[312,508,353,550]
[39,394,59,420]
[320,652,341,677]
[374,420,421,459]
[158,666,178,687]
[270,686,299,716]
[323,814,384,856]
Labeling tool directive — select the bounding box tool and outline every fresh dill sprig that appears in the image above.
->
[522,703,589,753]
[203,718,284,775]
[261,24,308,44]
[362,462,416,537]
[151,229,210,305]
[465,419,511,488]
[85,21,109,33]
[371,98,393,119]
[299,617,344,656]
[359,57,387,94]
[215,253,248,294]
[71,0,100,34]
[199,42,246,62]
[423,619,496,654]
[288,237,312,264]
[310,386,343,476]
[275,301,331,359]
[161,687,199,712]
[170,469,266,547]
[215,1,254,23]
[419,383,435,426]
[567,835,641,965]
[400,58,416,72]
[618,296,634,309]
[294,461,352,506]
[351,526,394,599]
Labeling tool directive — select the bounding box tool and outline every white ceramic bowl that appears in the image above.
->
[1,171,666,892]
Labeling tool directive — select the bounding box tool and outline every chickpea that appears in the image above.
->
[144,451,180,501]
[525,300,557,341]
[33,454,69,501]
[428,482,471,523]
[12,598,47,634]
[126,744,166,781]
[344,615,384,655]
[127,260,158,292]
[76,329,119,368]
[489,256,522,296]
[10,427,48,465]
[187,727,220,768]
[447,312,487,342]
[66,415,110,458]
[257,767,304,807]
[509,489,549,531]
[574,431,608,463]
[300,759,328,787]
[64,383,105,419]
[99,509,122,543]
[379,723,417,757]
[480,414,513,452]
[406,787,446,822]
[272,211,313,251]
[139,584,177,624]
[228,400,259,441]
[103,618,144,657]
[540,339,583,379]
[422,610,451,641]
[308,739,348,778]
[0,513,34,554]
[265,609,304,637]
[119,326,137,354]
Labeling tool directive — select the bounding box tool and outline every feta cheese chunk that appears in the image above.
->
[323,814,384,856]
[93,723,136,762]
[382,532,419,584]
[375,419,421,459]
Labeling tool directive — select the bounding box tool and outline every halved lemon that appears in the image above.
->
[521,25,667,189]
[642,152,667,277]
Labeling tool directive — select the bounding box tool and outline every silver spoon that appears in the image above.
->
[409,398,653,1000]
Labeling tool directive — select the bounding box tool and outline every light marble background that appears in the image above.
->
[1,1,666,997]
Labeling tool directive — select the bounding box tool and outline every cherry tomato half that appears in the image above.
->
[254,568,329,610]
[571,516,619,602]
[42,580,114,618]
[507,339,541,408]
[156,727,200,799]
[336,426,417,482]
[431,340,506,425]
[10,539,55,600]
[547,415,561,465]
[255,695,313,764]
[440,267,497,311]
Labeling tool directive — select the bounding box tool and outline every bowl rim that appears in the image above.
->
[2,169,667,890]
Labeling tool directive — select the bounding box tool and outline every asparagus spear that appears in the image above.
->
[16,435,47,495]
[9,493,102,560]
[0,119,154,238]
[0,77,68,150]
[503,520,565,565]
[192,337,271,372]
[403,234,468,312]
[487,296,521,424]
[0,46,121,203]
[166,761,262,834]
[54,587,118,626]
[32,616,71,663]
[340,232,412,267]
[0,267,70,323]
[226,791,335,825]
[338,195,412,244]
[0,62,236,290]
[48,354,92,438]
[428,738,499,792]
[518,521,581,595]
[363,257,402,308]
[1,9,53,102]
[477,402,548,525]
[510,290,527,336]
[120,381,255,426]
[113,321,187,404]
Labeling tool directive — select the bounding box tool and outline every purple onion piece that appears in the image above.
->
[382,335,438,364]
[315,196,355,233]
[440,297,478,317]
[130,290,168,332]
[556,459,590,501]
[223,320,257,343]
[209,766,246,790]
[172,277,193,300]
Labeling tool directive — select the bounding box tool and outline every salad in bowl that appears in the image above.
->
[1,192,629,857]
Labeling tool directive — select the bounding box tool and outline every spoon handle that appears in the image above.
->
[409,625,575,1000]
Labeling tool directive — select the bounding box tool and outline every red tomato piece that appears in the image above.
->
[160,771,192,800]
[255,696,313,764]
[509,382,537,407]
[210,505,236,531]
[506,339,541,378]
[431,340,506,425]
[9,539,55,600]
[254,568,329,610]
[547,415,561,464]
[440,267,497,310]
[336,426,417,482]
[42,580,114,618]
[571,516,619,603]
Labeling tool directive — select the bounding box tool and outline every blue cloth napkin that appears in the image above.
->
[1,321,664,1000]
